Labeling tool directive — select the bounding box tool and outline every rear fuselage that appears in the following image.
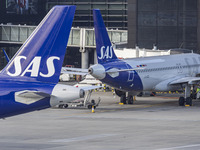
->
[0,78,84,118]
[0,78,54,118]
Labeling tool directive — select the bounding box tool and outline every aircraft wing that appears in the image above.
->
[61,67,88,75]
[170,77,200,85]
[74,85,102,91]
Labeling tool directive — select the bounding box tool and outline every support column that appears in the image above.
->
[127,0,137,48]
[197,0,200,53]
[185,84,191,99]
[94,49,98,64]
[81,49,89,69]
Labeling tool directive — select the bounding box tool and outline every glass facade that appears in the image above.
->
[46,0,127,29]
[137,0,198,50]
[0,0,127,69]
[1,0,127,29]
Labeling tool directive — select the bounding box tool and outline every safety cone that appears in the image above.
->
[92,105,95,113]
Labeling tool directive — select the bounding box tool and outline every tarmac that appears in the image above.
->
[1,89,200,150]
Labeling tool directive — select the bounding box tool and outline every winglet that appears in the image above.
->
[93,9,118,64]
[1,6,76,84]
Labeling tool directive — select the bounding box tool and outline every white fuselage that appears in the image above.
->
[125,53,200,91]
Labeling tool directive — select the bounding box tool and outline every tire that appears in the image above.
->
[137,92,143,97]
[91,99,95,105]
[178,97,185,106]
[120,95,126,104]
[59,104,64,108]
[190,93,197,99]
[88,105,92,109]
[127,96,133,104]
[150,92,156,96]
[186,97,192,106]
[115,89,126,97]
[63,104,68,108]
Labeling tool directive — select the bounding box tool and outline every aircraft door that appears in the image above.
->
[126,64,134,82]
[192,57,198,76]
[184,57,198,76]
[176,63,183,74]
[184,58,192,75]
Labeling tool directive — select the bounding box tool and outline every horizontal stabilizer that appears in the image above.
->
[15,90,51,104]
[75,85,102,91]
[106,67,145,73]
[61,67,88,75]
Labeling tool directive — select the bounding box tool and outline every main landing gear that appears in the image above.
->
[179,85,192,106]
[120,94,134,104]
[115,89,135,105]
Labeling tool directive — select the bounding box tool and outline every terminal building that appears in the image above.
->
[0,0,199,70]
[0,0,127,70]
[128,0,198,51]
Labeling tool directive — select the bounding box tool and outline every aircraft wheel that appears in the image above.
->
[63,104,68,108]
[88,105,92,109]
[91,99,95,105]
[190,93,196,99]
[59,104,64,108]
[137,92,143,97]
[186,97,192,106]
[120,95,126,104]
[87,105,96,109]
[150,92,156,96]
[127,96,133,104]
[178,97,185,106]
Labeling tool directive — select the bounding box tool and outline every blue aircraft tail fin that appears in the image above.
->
[2,49,10,63]
[93,9,118,64]
[1,6,76,83]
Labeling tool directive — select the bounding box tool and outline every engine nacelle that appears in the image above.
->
[50,84,85,107]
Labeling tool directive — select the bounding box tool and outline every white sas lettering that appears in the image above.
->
[7,56,26,77]
[7,56,60,77]
[98,46,113,60]
[21,57,41,77]
[40,56,60,77]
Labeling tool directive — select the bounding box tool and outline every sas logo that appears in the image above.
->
[98,46,113,60]
[7,56,60,77]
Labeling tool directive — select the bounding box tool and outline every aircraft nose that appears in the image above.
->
[88,64,106,80]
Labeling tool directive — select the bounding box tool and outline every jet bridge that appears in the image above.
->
[0,24,127,68]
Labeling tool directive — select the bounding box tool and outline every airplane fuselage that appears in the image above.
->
[90,53,200,92]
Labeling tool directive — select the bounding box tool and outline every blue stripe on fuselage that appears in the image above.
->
[100,60,143,92]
